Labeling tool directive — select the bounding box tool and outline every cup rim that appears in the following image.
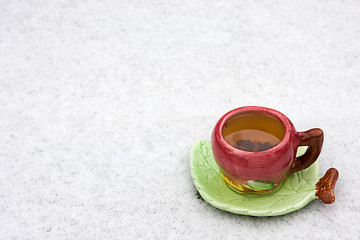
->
[215,106,292,154]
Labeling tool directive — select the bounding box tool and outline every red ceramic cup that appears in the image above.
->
[211,106,324,194]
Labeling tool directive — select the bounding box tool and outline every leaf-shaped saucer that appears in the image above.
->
[190,140,337,217]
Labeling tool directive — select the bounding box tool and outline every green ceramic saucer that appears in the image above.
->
[190,140,320,217]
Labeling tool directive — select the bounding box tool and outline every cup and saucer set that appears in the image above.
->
[190,106,338,216]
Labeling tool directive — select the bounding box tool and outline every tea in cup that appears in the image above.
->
[211,106,323,194]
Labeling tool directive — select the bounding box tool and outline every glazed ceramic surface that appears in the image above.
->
[191,140,320,216]
[211,106,323,193]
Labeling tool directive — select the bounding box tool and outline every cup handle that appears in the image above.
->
[291,128,324,173]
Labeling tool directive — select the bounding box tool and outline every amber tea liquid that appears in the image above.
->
[222,113,285,152]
